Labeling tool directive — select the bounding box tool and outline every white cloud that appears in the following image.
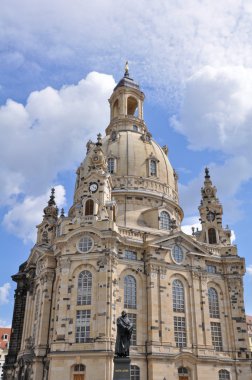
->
[247,265,252,276]
[1,1,252,105]
[0,72,115,206]
[3,185,66,242]
[171,66,252,154]
[0,283,11,304]
[173,66,252,223]
[181,216,201,236]
[179,158,249,224]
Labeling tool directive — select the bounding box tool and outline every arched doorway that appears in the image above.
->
[178,366,189,380]
[72,364,85,380]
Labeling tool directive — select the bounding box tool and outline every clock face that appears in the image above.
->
[89,182,98,193]
[207,211,215,222]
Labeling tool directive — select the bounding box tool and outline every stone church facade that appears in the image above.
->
[3,68,252,380]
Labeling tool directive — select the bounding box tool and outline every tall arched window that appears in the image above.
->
[127,96,138,116]
[124,275,136,309]
[178,367,188,380]
[130,365,140,380]
[160,211,170,230]
[208,228,217,244]
[172,279,185,312]
[85,199,94,216]
[77,271,92,305]
[113,99,119,117]
[219,369,230,380]
[208,287,220,318]
[108,158,115,174]
[150,160,157,176]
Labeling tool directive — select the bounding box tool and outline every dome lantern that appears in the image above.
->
[106,62,146,136]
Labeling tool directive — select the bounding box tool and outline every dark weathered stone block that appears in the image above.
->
[113,357,131,380]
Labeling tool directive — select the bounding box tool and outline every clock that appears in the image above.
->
[89,182,98,193]
[207,211,215,222]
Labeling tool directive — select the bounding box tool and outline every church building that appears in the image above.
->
[3,66,252,380]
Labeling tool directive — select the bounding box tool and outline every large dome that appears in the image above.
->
[82,131,176,192]
[72,69,183,229]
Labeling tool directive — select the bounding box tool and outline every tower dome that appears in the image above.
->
[72,65,183,231]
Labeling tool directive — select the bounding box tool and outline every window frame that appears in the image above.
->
[208,287,220,318]
[85,199,94,216]
[159,210,170,230]
[174,316,187,348]
[77,236,93,253]
[108,157,116,174]
[124,275,137,309]
[172,279,185,312]
[77,270,92,306]
[130,365,140,380]
[127,313,137,346]
[125,250,137,261]
[207,264,217,274]
[171,245,184,264]
[75,310,91,343]
[219,369,230,380]
[208,228,217,244]
[210,322,223,351]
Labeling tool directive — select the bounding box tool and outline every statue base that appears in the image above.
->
[113,357,131,380]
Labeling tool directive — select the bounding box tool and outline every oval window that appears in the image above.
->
[77,236,93,253]
[172,245,184,264]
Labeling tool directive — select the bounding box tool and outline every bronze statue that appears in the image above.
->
[115,311,133,357]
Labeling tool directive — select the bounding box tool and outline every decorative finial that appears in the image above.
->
[48,188,56,206]
[60,208,65,218]
[124,61,129,77]
[205,167,210,179]
[96,133,102,146]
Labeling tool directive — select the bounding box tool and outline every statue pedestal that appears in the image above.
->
[113,357,131,380]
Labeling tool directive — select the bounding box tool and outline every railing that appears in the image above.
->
[112,176,178,203]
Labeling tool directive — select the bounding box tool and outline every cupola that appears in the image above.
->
[195,168,232,246]
[106,62,147,136]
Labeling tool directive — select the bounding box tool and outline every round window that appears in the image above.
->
[172,245,184,264]
[77,236,93,253]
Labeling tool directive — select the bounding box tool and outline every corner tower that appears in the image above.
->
[196,168,232,246]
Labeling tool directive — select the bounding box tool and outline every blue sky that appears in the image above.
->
[1,0,252,326]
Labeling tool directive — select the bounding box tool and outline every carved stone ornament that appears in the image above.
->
[36,259,47,276]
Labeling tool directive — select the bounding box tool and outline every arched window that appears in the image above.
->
[108,158,115,174]
[124,275,136,309]
[74,364,85,372]
[113,99,119,117]
[178,367,189,379]
[219,369,230,380]
[178,367,188,374]
[208,228,217,244]
[72,364,86,380]
[160,211,170,230]
[172,280,185,312]
[85,199,94,216]
[208,287,220,318]
[130,365,140,380]
[77,271,92,305]
[127,96,138,116]
[150,159,157,176]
